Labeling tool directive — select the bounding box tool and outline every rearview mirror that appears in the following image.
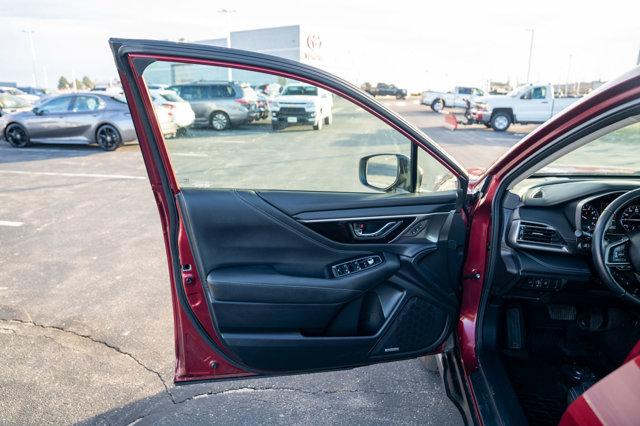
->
[359,153,412,192]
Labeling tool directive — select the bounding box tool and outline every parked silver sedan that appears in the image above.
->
[0,93,137,151]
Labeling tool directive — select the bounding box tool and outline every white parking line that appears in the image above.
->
[172,153,209,157]
[0,220,24,227]
[0,170,146,180]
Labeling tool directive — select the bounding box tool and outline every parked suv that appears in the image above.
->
[270,84,333,130]
[167,81,258,130]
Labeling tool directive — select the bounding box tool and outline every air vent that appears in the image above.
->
[531,189,544,199]
[517,221,565,246]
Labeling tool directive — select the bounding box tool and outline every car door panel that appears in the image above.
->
[111,38,469,382]
[177,187,464,372]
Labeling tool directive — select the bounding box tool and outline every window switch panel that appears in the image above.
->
[332,255,382,278]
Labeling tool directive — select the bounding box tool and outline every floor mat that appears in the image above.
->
[504,360,567,425]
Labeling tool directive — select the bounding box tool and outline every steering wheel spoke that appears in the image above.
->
[604,236,631,269]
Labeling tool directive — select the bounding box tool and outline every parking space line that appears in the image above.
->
[0,220,24,227]
[172,153,209,157]
[0,170,146,180]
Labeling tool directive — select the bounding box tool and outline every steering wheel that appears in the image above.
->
[592,188,640,306]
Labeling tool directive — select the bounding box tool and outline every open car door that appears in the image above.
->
[110,38,469,382]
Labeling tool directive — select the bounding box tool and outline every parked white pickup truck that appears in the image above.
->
[471,84,579,131]
[421,86,485,112]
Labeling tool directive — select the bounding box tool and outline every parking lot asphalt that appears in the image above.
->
[0,97,527,425]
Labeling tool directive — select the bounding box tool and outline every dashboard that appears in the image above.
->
[497,179,640,297]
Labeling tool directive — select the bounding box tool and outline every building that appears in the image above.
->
[553,80,605,97]
[144,25,324,87]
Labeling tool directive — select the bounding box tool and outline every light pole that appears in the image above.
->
[525,29,534,83]
[566,54,573,96]
[22,30,38,87]
[218,8,236,81]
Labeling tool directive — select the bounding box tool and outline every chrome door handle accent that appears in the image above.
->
[350,221,401,240]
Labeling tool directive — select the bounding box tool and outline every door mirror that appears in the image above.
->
[32,107,42,115]
[359,153,412,192]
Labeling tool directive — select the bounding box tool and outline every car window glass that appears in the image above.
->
[282,85,318,96]
[142,60,456,193]
[521,89,532,100]
[72,96,102,112]
[531,87,546,99]
[459,87,472,95]
[208,85,235,98]
[176,86,202,101]
[40,96,72,113]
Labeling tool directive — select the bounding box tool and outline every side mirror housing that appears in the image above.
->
[32,107,41,115]
[359,153,414,192]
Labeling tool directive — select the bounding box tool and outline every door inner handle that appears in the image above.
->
[350,221,401,240]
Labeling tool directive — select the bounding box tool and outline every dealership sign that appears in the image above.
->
[304,33,322,61]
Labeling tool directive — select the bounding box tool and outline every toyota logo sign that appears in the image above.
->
[306,34,322,50]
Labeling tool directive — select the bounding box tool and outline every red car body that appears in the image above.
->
[111,38,640,424]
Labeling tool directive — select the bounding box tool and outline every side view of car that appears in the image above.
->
[471,84,579,131]
[0,93,137,151]
[168,81,258,130]
[270,83,333,130]
[421,86,485,112]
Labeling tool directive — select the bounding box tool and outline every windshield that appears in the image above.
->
[507,86,528,97]
[0,94,29,108]
[538,119,640,175]
[282,85,318,96]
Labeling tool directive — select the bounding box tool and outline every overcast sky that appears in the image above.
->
[1,0,638,91]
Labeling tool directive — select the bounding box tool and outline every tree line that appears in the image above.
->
[57,75,95,90]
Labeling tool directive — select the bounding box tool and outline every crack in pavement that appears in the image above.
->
[179,385,429,402]
[0,318,175,403]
